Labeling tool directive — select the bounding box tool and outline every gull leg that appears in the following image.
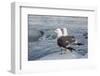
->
[64,48,67,54]
[60,47,63,55]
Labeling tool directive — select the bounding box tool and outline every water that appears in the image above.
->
[28,15,88,61]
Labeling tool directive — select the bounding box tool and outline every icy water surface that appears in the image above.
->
[28,15,88,61]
